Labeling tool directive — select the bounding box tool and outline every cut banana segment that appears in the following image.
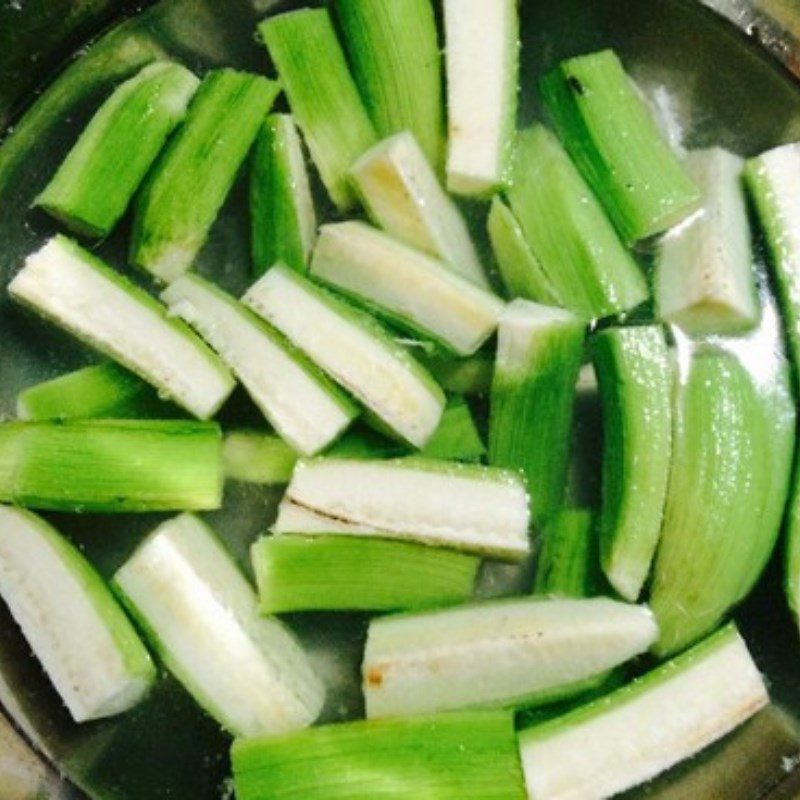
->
[114,514,324,738]
[232,709,526,800]
[281,457,531,561]
[243,265,445,448]
[310,221,503,355]
[656,148,759,335]
[162,274,357,455]
[350,132,487,287]
[518,624,768,800]
[746,142,800,367]
[8,236,235,419]
[444,0,519,196]
[489,299,584,528]
[362,596,658,718]
[250,114,317,276]
[34,61,199,238]
[592,325,673,602]
[0,506,155,723]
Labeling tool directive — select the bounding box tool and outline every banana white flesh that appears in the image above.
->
[282,457,531,560]
[162,274,357,456]
[350,132,488,287]
[311,221,503,355]
[243,265,445,448]
[114,514,324,738]
[444,0,519,197]
[518,625,767,800]
[657,148,759,334]
[362,596,658,718]
[0,506,155,723]
[8,236,234,419]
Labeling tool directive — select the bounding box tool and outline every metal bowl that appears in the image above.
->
[2,0,800,797]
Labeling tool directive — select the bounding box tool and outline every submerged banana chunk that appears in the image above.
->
[363,596,658,718]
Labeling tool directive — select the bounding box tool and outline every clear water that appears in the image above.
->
[2,0,800,797]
